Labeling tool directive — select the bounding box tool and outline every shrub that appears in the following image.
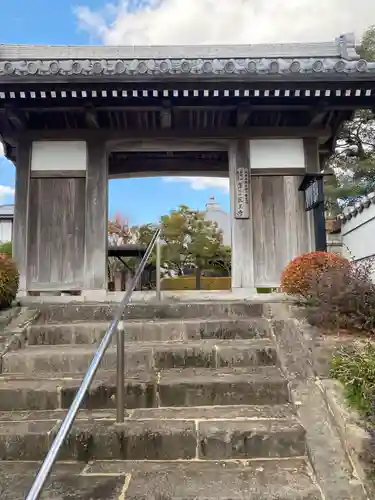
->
[0,241,12,257]
[281,251,349,297]
[330,343,375,418]
[305,258,375,333]
[161,276,231,291]
[0,253,19,309]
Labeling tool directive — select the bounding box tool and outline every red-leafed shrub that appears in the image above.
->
[281,251,349,297]
[306,258,375,333]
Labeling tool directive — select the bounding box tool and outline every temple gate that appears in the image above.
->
[0,34,374,296]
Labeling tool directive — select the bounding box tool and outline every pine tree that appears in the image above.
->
[324,26,375,215]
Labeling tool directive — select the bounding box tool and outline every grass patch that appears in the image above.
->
[330,343,375,418]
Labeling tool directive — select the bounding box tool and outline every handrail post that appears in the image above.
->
[116,320,125,423]
[156,235,161,301]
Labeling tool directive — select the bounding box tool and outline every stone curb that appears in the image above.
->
[266,303,369,500]
[0,308,39,374]
[320,379,375,499]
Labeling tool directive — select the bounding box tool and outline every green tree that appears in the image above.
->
[209,245,232,276]
[160,205,223,287]
[359,24,375,60]
[324,26,375,215]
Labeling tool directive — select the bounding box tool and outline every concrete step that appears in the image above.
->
[0,403,297,422]
[2,339,277,374]
[34,301,264,323]
[0,366,289,411]
[26,317,271,345]
[0,406,305,461]
[0,459,321,500]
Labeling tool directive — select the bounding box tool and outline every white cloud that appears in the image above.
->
[164,176,229,192]
[0,185,15,201]
[75,0,375,46]
[0,142,4,157]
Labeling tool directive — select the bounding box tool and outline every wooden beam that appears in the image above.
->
[309,101,329,126]
[109,158,227,177]
[84,104,99,129]
[19,104,312,113]
[4,105,26,131]
[18,126,332,142]
[303,138,320,174]
[30,170,86,179]
[109,167,306,180]
[236,107,251,127]
[160,108,172,129]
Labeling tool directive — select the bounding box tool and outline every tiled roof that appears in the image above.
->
[338,192,375,224]
[1,33,373,80]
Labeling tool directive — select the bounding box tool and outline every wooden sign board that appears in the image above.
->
[299,174,325,212]
[235,167,250,219]
[304,178,323,211]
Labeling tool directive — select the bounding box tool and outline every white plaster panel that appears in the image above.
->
[342,205,375,263]
[249,139,305,170]
[0,220,12,243]
[31,141,87,171]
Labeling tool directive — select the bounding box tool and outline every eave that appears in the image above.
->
[0,34,374,84]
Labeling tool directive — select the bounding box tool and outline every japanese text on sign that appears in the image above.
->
[235,167,250,219]
[305,178,321,211]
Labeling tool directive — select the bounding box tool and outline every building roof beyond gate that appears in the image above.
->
[0,33,374,82]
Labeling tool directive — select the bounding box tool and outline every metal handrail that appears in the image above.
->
[26,228,161,500]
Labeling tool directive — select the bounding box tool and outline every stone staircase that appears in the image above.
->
[0,301,332,498]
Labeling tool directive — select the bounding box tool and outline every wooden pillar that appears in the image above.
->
[83,140,108,295]
[13,140,31,295]
[252,176,287,287]
[303,137,319,251]
[229,140,254,290]
[250,138,317,288]
[284,176,315,258]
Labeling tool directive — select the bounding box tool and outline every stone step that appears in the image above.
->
[0,406,305,461]
[26,317,271,345]
[0,366,289,411]
[2,339,277,374]
[0,403,297,422]
[0,459,321,500]
[34,301,264,323]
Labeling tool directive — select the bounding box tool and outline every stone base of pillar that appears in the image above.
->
[82,289,108,301]
[231,287,258,298]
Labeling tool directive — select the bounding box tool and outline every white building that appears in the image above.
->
[0,204,14,243]
[204,196,231,246]
[340,193,375,282]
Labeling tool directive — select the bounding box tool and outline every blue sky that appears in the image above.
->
[0,0,371,224]
[0,0,230,226]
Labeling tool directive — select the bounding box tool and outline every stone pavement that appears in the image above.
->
[0,459,320,500]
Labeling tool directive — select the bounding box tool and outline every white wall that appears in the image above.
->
[341,199,375,282]
[0,220,12,243]
[250,139,305,170]
[31,141,87,171]
[205,206,231,246]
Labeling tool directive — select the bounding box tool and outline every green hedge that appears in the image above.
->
[161,277,278,293]
[161,276,231,291]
